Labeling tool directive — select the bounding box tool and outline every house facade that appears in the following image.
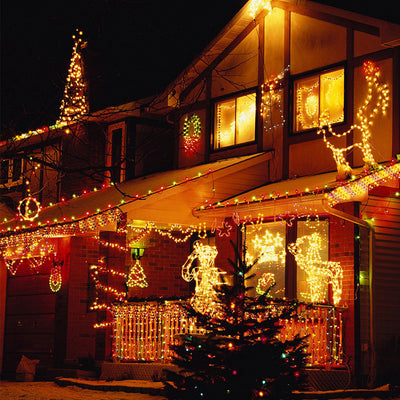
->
[1,0,399,388]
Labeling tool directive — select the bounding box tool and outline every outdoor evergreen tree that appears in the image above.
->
[164,241,308,400]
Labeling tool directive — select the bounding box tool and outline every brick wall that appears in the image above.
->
[127,230,191,299]
[65,235,98,363]
[329,203,356,375]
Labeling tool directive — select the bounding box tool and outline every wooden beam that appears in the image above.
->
[273,0,380,36]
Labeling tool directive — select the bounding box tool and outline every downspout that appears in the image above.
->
[321,198,375,385]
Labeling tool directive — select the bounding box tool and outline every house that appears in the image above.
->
[1,0,400,389]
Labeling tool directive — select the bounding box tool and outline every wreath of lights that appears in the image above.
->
[18,196,41,222]
[182,114,201,153]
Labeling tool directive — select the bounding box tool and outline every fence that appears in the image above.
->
[112,300,344,366]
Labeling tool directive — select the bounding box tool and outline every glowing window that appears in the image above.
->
[245,222,286,298]
[214,93,256,149]
[294,68,344,132]
[295,220,329,304]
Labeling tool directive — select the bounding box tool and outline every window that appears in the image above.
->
[294,67,344,132]
[246,222,286,298]
[106,122,126,184]
[0,158,23,187]
[213,92,256,150]
[295,220,329,304]
[245,219,333,304]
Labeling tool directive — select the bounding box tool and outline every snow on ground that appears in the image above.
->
[1,381,398,400]
[0,381,167,400]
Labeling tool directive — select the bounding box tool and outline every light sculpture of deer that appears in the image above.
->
[288,232,343,306]
[318,60,390,180]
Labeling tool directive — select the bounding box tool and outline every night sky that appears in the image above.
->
[1,0,398,139]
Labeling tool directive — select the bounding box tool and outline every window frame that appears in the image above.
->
[291,64,347,135]
[211,89,258,152]
[105,121,127,184]
[243,216,332,304]
[0,158,24,188]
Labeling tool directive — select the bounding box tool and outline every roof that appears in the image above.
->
[160,0,400,107]
[0,152,272,245]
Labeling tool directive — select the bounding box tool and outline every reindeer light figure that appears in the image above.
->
[288,232,343,306]
[318,60,390,180]
[182,241,223,316]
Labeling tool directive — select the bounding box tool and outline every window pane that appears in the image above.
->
[245,222,286,298]
[295,76,319,131]
[12,159,22,182]
[215,99,235,149]
[111,128,122,182]
[296,220,329,304]
[236,93,256,144]
[320,69,345,125]
[0,160,9,184]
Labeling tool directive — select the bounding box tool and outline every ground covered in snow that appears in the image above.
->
[1,381,398,400]
[0,381,167,400]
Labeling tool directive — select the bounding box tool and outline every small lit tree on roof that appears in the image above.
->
[57,29,89,124]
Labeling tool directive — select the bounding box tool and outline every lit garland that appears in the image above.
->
[0,164,216,247]
[181,242,224,317]
[126,259,148,288]
[318,60,389,179]
[182,114,201,153]
[261,66,289,133]
[288,232,343,306]
[89,261,127,327]
[250,0,272,19]
[327,161,400,205]
[127,222,198,245]
[57,30,89,124]
[0,208,122,248]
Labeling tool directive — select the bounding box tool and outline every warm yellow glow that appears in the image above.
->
[288,233,342,306]
[49,261,62,293]
[214,93,256,149]
[250,0,272,19]
[295,69,344,132]
[126,259,148,288]
[181,241,223,316]
[57,30,89,124]
[246,223,286,298]
[318,61,389,179]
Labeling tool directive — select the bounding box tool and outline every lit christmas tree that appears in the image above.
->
[165,241,307,400]
[126,259,148,288]
[57,29,89,124]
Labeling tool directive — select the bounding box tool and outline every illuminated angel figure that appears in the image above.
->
[288,232,343,306]
[181,242,223,316]
[318,60,389,180]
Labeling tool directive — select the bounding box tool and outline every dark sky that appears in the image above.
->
[1,0,398,139]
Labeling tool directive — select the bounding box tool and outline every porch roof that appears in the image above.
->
[194,162,400,222]
[0,152,272,241]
